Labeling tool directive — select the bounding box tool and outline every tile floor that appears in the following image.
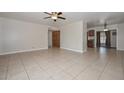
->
[0,48,124,80]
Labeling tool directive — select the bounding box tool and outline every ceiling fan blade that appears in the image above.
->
[58,17,66,20]
[44,12,52,15]
[58,12,62,15]
[43,17,51,19]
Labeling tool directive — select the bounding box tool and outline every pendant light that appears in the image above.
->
[104,22,109,31]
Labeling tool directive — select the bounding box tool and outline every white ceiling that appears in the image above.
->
[0,12,124,28]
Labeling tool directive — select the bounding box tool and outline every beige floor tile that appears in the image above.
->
[100,67,123,80]
[27,68,51,80]
[51,70,73,80]
[75,66,103,80]
[0,48,124,80]
[7,71,29,80]
[0,71,6,80]
[65,64,87,77]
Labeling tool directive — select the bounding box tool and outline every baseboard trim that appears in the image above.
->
[60,47,83,53]
[0,48,48,55]
[83,49,87,53]
[117,49,124,51]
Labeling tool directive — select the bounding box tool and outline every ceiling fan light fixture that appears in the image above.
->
[51,16,57,19]
[51,13,58,20]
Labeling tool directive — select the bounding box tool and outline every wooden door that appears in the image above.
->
[52,31,60,48]
[87,30,95,48]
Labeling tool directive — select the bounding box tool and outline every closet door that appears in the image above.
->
[52,31,60,48]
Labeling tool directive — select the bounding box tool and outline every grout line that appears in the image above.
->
[60,65,75,79]
[97,53,114,80]
[73,52,111,80]
[72,65,90,80]
[97,60,109,80]
[32,53,53,79]
[97,52,111,80]
[72,55,100,79]
[34,52,76,80]
[19,54,30,80]
[97,52,122,80]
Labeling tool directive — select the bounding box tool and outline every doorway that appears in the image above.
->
[96,30,117,48]
[87,30,95,48]
[100,31,107,47]
[48,30,60,48]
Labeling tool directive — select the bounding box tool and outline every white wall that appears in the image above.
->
[82,21,87,52]
[0,18,3,54]
[48,31,52,48]
[60,21,85,53]
[48,26,59,31]
[0,17,48,55]
[111,30,117,48]
[117,23,124,50]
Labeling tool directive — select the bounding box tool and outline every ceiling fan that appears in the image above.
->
[43,12,66,22]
